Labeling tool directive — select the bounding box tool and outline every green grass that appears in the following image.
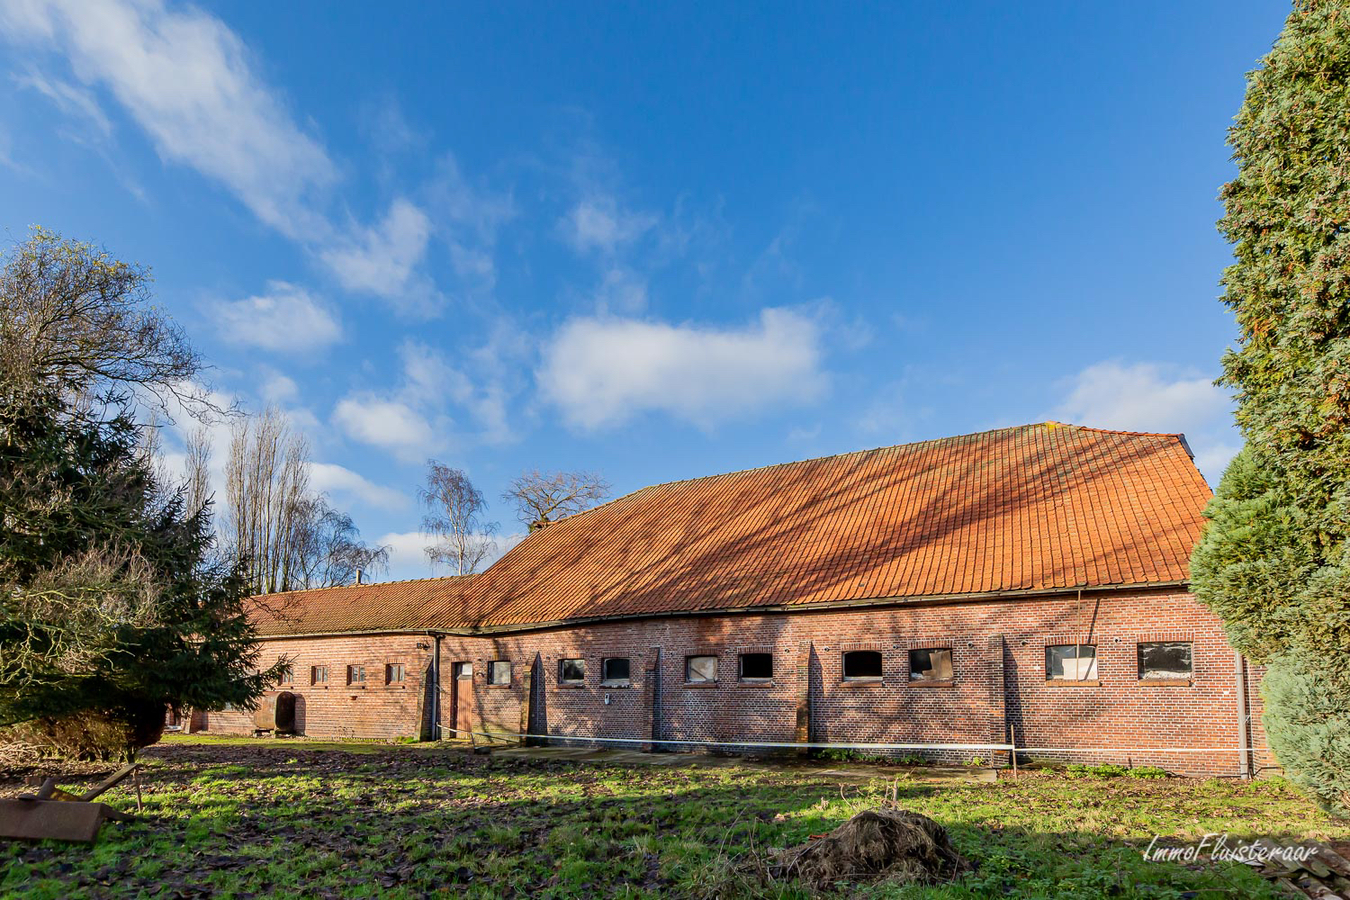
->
[2,739,1345,899]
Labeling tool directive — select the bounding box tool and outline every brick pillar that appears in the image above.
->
[518,661,533,746]
[987,634,1008,767]
[795,640,813,757]
[643,646,661,752]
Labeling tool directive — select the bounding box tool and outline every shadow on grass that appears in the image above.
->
[0,742,1327,900]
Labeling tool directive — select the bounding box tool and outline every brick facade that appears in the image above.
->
[204,586,1270,776]
[204,634,436,741]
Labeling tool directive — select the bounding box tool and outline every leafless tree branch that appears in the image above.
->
[421,461,496,575]
[503,469,611,531]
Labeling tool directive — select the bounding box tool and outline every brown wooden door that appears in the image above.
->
[452,662,473,738]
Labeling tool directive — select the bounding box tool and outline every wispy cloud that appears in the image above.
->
[428,154,515,290]
[320,198,438,315]
[332,334,524,462]
[559,196,658,256]
[2,0,498,318]
[14,68,112,138]
[2,0,337,240]
[207,281,342,352]
[538,308,828,430]
[309,462,409,512]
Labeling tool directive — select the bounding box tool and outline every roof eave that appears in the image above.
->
[422,579,1193,637]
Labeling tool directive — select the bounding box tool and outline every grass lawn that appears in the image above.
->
[2,736,1346,899]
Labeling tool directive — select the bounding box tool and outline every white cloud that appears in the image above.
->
[320,198,437,314]
[332,395,436,462]
[2,0,336,240]
[332,334,523,461]
[309,462,408,512]
[1051,360,1239,484]
[1052,361,1229,435]
[560,196,657,255]
[259,371,299,405]
[376,530,436,579]
[3,0,462,318]
[377,529,523,581]
[401,338,517,446]
[207,281,342,352]
[538,308,828,430]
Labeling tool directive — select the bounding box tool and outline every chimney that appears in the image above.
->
[355,568,363,585]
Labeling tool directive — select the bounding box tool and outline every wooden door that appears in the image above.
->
[452,662,474,739]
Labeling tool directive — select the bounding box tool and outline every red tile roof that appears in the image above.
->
[249,423,1212,636]
[248,574,476,637]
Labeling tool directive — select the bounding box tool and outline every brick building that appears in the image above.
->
[202,423,1272,776]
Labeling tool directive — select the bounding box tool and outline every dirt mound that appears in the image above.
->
[771,808,970,889]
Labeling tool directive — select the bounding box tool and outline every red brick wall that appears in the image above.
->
[204,634,435,741]
[202,588,1269,775]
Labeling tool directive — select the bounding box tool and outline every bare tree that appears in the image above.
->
[184,426,212,518]
[420,462,497,575]
[0,227,218,420]
[220,407,386,593]
[224,407,308,594]
[290,496,388,589]
[503,469,611,532]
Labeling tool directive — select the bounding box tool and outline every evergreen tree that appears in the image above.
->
[0,230,277,759]
[1191,0,1350,815]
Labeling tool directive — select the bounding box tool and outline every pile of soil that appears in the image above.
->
[771,808,971,889]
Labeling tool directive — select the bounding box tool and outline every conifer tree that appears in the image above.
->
[0,229,277,759]
[1191,0,1350,815]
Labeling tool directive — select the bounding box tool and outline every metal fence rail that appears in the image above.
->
[436,725,1261,755]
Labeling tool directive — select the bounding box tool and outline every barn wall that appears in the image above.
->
[202,633,434,741]
[200,588,1268,775]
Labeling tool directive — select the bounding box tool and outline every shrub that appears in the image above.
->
[1262,650,1350,819]
[1126,766,1169,780]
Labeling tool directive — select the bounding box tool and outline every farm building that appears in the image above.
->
[201,422,1273,776]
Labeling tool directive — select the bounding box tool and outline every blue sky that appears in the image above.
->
[0,1,1287,580]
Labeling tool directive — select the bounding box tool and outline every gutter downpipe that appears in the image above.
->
[1234,650,1251,779]
[432,634,443,742]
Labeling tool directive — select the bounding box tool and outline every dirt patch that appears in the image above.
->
[770,807,971,890]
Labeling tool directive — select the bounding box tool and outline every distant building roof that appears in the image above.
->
[248,423,1212,636]
[247,574,476,637]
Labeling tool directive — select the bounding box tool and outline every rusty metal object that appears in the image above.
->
[0,799,129,843]
[254,692,296,733]
[3,764,140,843]
[79,763,138,801]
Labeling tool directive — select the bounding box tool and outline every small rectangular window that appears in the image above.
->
[843,650,884,681]
[488,660,512,685]
[386,663,405,684]
[311,665,328,685]
[559,658,585,684]
[602,657,631,685]
[1046,645,1097,681]
[347,664,366,685]
[685,655,717,683]
[908,648,953,682]
[739,653,773,681]
[1138,642,1192,679]
[277,664,293,684]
